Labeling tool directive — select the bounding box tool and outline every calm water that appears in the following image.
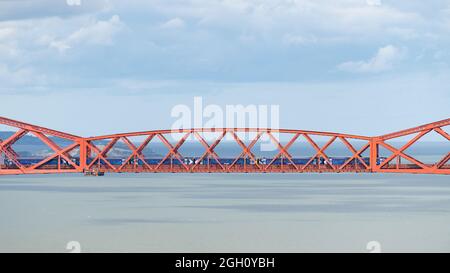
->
[0,173,450,252]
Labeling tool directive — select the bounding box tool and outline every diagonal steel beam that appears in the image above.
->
[229,131,263,171]
[265,132,299,171]
[0,129,27,150]
[85,142,117,171]
[433,152,450,169]
[29,143,79,170]
[302,134,337,171]
[31,131,79,170]
[192,131,226,171]
[379,142,428,170]
[339,142,370,170]
[0,144,25,171]
[0,130,26,170]
[338,137,370,170]
[87,138,119,169]
[378,130,431,169]
[434,127,450,141]
[118,136,154,171]
[156,133,190,171]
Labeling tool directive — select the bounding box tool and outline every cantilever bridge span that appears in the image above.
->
[0,116,449,175]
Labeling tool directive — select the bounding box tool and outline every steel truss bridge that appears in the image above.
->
[0,116,449,175]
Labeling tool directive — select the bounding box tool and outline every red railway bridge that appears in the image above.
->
[0,116,449,175]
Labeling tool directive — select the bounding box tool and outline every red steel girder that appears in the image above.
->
[228,131,263,172]
[379,118,450,140]
[1,116,449,175]
[339,142,370,171]
[85,141,118,171]
[301,134,337,171]
[118,135,155,172]
[191,131,227,171]
[155,132,190,171]
[265,132,299,172]
[377,130,431,170]
[0,116,80,141]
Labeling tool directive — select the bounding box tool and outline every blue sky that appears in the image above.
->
[0,0,449,137]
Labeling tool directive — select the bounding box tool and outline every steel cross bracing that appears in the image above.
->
[1,116,449,175]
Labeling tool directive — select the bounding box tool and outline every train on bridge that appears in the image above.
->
[4,156,389,167]
[0,154,430,175]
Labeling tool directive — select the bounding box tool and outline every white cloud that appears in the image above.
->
[160,17,185,29]
[366,0,382,7]
[0,0,447,91]
[47,15,123,52]
[0,27,18,58]
[138,0,423,41]
[282,34,317,45]
[0,0,109,21]
[386,27,418,40]
[0,43,17,58]
[338,45,406,73]
[0,27,15,40]
[0,64,46,87]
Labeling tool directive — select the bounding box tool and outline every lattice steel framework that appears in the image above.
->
[1,116,449,175]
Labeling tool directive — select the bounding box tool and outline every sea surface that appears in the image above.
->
[0,173,450,252]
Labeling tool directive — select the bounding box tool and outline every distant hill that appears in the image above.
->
[0,131,161,157]
[0,131,73,146]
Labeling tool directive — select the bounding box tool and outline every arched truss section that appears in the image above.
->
[372,118,450,175]
[0,117,83,175]
[1,116,449,175]
[83,128,372,174]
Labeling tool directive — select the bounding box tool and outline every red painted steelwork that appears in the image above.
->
[0,116,449,175]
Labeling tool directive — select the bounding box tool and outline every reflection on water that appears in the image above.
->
[0,173,450,252]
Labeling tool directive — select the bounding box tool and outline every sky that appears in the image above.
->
[0,0,449,138]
